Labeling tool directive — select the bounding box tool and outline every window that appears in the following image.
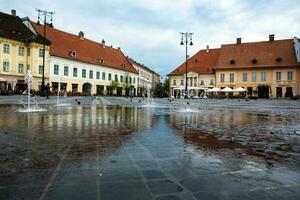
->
[287,71,293,81]
[276,72,281,81]
[18,63,23,73]
[82,69,86,78]
[133,78,135,84]
[3,44,9,53]
[200,80,204,85]
[54,64,59,75]
[108,73,112,81]
[120,75,123,82]
[3,61,9,72]
[261,71,266,82]
[39,48,44,57]
[102,72,106,80]
[18,46,24,56]
[27,64,30,71]
[242,72,247,82]
[173,79,176,86]
[220,73,225,83]
[96,72,100,79]
[252,72,257,82]
[210,79,214,85]
[125,76,128,83]
[27,48,30,56]
[39,65,43,75]
[115,74,118,81]
[129,77,132,84]
[180,80,184,85]
[229,73,234,82]
[73,68,78,77]
[64,66,69,76]
[89,70,93,79]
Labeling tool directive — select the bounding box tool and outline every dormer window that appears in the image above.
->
[230,59,235,64]
[70,50,76,58]
[251,58,257,64]
[276,57,282,63]
[121,64,126,68]
[195,59,198,63]
[98,59,104,64]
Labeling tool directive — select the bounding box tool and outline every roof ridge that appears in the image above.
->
[31,21,117,50]
[221,38,293,46]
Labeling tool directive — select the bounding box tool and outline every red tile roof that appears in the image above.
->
[32,22,138,74]
[169,48,220,76]
[216,39,300,69]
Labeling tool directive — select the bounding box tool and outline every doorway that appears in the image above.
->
[258,85,269,98]
[276,87,282,98]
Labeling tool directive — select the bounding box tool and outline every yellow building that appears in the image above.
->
[0,10,50,94]
[129,58,160,97]
[168,48,220,98]
[215,36,300,98]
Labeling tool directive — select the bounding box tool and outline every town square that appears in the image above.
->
[0,0,300,200]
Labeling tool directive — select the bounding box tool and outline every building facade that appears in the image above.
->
[129,58,160,96]
[0,10,50,94]
[31,23,138,96]
[215,36,300,98]
[168,48,220,98]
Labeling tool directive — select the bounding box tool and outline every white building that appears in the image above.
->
[30,22,138,96]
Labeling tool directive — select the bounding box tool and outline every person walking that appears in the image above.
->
[46,83,51,99]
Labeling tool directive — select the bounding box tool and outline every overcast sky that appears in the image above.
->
[1,0,300,78]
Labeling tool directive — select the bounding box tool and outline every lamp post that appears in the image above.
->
[180,32,193,99]
[36,9,54,96]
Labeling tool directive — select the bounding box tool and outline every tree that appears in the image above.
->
[123,74,131,96]
[110,80,119,94]
[161,77,169,97]
[153,82,162,97]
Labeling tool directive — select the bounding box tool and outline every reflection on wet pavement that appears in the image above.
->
[0,104,300,200]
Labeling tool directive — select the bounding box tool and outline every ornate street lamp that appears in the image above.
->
[180,32,193,99]
[36,9,55,96]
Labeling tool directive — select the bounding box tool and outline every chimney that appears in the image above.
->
[237,38,242,44]
[11,9,16,16]
[117,47,121,52]
[101,39,105,48]
[79,31,84,39]
[269,34,275,41]
[206,45,209,53]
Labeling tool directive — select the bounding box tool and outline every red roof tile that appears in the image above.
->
[216,39,300,69]
[169,48,220,76]
[32,22,138,74]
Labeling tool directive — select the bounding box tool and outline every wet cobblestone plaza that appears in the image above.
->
[0,97,300,200]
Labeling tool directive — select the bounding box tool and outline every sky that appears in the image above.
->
[1,0,300,79]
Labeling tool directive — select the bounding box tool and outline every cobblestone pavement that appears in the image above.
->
[0,96,300,199]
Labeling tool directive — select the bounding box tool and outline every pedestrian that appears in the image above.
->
[46,83,51,99]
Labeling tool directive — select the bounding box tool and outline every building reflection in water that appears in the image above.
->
[0,105,159,171]
[167,108,300,167]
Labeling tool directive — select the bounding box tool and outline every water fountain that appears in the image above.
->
[92,96,100,105]
[18,70,47,112]
[56,78,71,107]
[143,84,156,107]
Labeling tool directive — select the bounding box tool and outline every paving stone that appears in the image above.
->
[143,169,166,179]
[100,181,152,200]
[156,195,182,200]
[147,179,184,195]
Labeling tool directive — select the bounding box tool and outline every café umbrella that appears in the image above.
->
[208,87,221,92]
[233,87,247,92]
[221,87,233,92]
